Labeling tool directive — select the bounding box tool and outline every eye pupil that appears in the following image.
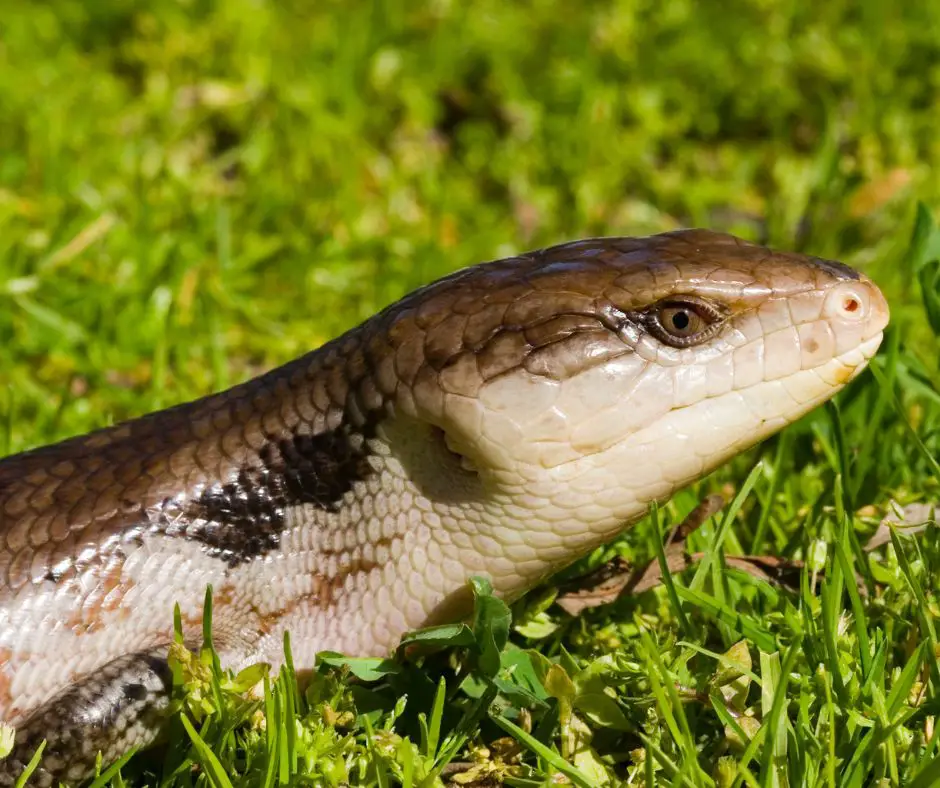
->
[671,311,691,331]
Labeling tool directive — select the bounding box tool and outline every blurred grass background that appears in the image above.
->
[1,0,938,452]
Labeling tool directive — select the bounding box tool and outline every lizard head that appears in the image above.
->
[372,229,889,611]
[287,228,889,653]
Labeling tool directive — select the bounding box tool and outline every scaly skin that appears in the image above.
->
[0,229,889,784]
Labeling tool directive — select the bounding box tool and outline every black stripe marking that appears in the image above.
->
[157,424,376,566]
[810,255,860,281]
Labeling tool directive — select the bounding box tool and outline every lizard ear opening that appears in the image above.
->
[433,426,479,475]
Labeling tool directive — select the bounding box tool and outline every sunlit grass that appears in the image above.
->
[2,0,940,784]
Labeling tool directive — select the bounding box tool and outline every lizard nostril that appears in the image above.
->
[824,283,870,322]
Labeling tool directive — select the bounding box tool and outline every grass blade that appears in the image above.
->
[490,713,595,788]
[180,715,234,788]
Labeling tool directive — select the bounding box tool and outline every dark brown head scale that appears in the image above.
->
[806,255,861,281]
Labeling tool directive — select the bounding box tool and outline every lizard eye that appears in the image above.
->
[642,296,726,348]
[660,305,702,337]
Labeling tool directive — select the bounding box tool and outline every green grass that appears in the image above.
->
[2,0,940,785]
